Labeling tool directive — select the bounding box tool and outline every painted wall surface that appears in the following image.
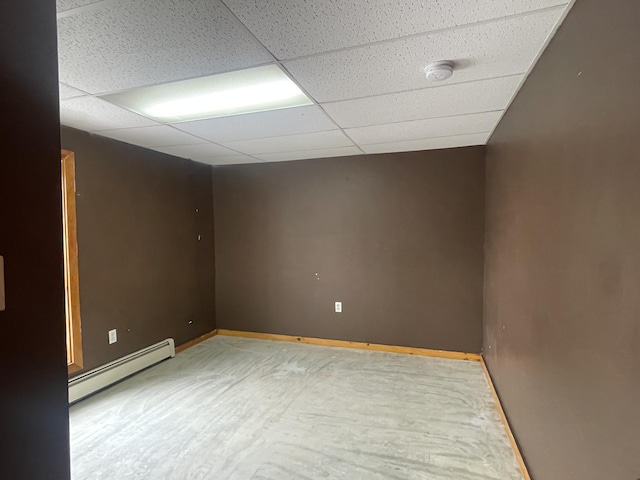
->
[484,1,640,479]
[0,1,70,478]
[61,128,216,373]
[214,148,485,353]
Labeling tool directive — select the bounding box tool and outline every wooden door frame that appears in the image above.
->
[62,150,83,374]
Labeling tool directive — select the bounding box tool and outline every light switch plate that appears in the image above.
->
[108,329,117,344]
[0,256,5,311]
[335,301,342,313]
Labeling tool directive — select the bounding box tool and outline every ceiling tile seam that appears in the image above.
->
[216,0,359,150]
[174,124,350,148]
[356,130,494,147]
[62,30,518,136]
[224,139,358,156]
[155,148,266,164]
[96,124,208,147]
[81,61,276,98]
[211,161,263,168]
[255,146,363,160]
[86,130,194,151]
[277,62,366,154]
[61,94,348,152]
[315,73,525,106]
[160,124,263,158]
[241,155,266,163]
[104,137,208,149]
[485,1,574,143]
[68,104,503,142]
[75,101,330,161]
[275,3,570,63]
[170,122,341,143]
[200,154,266,164]
[86,119,160,133]
[216,0,366,155]
[164,124,226,146]
[56,0,125,19]
[216,0,320,106]
[65,67,520,108]
[323,120,365,154]
[164,106,503,146]
[59,82,91,96]
[343,109,505,131]
[326,108,508,131]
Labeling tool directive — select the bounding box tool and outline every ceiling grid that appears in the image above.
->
[56,0,573,165]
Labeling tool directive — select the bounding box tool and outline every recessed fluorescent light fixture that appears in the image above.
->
[100,65,313,122]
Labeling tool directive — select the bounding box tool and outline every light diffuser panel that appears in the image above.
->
[101,65,313,123]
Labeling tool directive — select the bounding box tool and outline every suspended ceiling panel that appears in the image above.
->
[219,130,355,156]
[283,9,564,102]
[344,112,502,146]
[322,76,522,128]
[57,0,271,94]
[224,0,568,59]
[59,96,158,131]
[96,125,207,148]
[57,0,573,164]
[361,133,491,154]
[174,106,338,143]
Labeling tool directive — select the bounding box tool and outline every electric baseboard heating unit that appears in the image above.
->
[68,338,175,404]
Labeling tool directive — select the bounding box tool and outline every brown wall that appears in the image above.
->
[214,148,485,353]
[0,1,70,479]
[484,1,640,479]
[61,127,215,373]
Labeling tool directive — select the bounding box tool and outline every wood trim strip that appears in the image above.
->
[481,358,531,480]
[175,329,219,354]
[216,329,482,361]
[62,150,83,374]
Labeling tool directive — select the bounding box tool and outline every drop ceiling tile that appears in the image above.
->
[153,143,238,161]
[345,111,502,145]
[59,83,86,99]
[361,133,490,154]
[323,75,521,128]
[224,0,567,59]
[285,8,564,102]
[198,155,262,166]
[221,130,354,155]
[173,106,337,143]
[256,146,363,162]
[57,0,272,94]
[97,126,207,148]
[60,96,158,131]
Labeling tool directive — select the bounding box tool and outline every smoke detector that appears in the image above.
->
[424,61,454,82]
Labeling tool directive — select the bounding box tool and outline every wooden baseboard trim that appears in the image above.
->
[481,358,531,480]
[175,329,218,354]
[216,329,481,361]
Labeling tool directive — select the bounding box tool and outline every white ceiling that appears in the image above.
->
[57,0,572,165]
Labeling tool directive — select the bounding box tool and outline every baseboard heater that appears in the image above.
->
[68,338,175,404]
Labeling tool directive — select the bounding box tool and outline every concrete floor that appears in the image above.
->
[70,336,524,480]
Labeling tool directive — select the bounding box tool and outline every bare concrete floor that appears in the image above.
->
[70,336,523,480]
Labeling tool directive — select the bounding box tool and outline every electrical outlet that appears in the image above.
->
[108,329,117,344]
[335,301,342,313]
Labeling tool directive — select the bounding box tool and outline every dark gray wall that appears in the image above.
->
[61,127,215,373]
[214,148,485,353]
[0,1,70,478]
[484,1,640,479]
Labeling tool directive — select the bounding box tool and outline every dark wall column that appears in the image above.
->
[0,1,70,479]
